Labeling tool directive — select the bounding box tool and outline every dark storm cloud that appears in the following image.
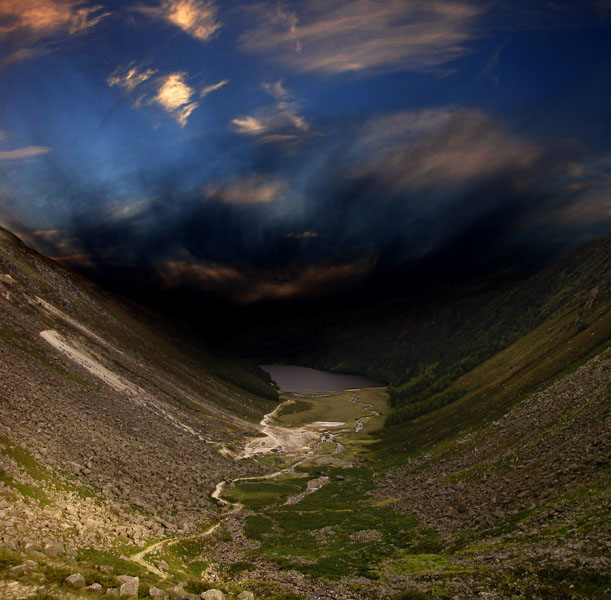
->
[17,106,609,304]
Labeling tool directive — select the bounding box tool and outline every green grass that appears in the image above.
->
[242,466,434,581]
[0,469,50,504]
[374,306,611,466]
[0,436,99,502]
[222,477,310,510]
[76,548,145,578]
[274,389,386,433]
[276,399,312,418]
[393,553,476,576]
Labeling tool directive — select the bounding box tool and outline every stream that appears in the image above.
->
[131,369,385,575]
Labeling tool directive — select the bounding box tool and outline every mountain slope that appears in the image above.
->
[232,232,611,431]
[0,226,278,543]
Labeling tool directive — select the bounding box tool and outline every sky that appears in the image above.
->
[1,0,610,306]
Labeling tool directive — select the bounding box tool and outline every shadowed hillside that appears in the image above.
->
[233,232,611,431]
[0,226,278,540]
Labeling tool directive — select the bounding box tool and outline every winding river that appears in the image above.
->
[131,365,385,574]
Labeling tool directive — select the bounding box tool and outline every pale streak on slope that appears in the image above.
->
[40,330,140,398]
[36,296,248,432]
[39,329,211,444]
[35,296,120,352]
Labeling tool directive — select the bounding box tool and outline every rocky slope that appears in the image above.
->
[0,225,609,600]
[0,226,278,555]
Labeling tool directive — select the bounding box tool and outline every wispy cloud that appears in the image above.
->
[155,72,198,126]
[157,257,370,303]
[0,146,52,160]
[230,79,313,144]
[238,262,371,303]
[107,63,158,92]
[240,0,481,76]
[480,34,511,84]
[107,65,215,126]
[204,174,285,205]
[0,0,110,38]
[135,0,220,41]
[354,108,539,190]
[157,259,243,288]
[200,79,229,98]
[0,0,110,64]
[283,231,320,239]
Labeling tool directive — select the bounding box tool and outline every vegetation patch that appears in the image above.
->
[223,477,310,510]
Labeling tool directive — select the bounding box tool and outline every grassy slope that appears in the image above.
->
[221,352,610,599]
[226,234,610,598]
[234,232,610,428]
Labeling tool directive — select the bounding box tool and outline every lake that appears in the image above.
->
[261,365,385,392]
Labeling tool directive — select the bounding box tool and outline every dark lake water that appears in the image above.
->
[261,365,385,392]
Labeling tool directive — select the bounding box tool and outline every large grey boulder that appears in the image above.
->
[156,560,170,572]
[237,592,254,600]
[169,583,188,600]
[149,586,169,600]
[65,573,86,589]
[118,575,139,597]
[201,590,225,600]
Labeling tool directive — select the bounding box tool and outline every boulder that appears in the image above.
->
[201,590,225,600]
[106,588,120,596]
[149,586,170,600]
[86,583,104,592]
[118,575,139,597]
[65,573,86,589]
[237,592,254,600]
[43,542,64,557]
[23,542,41,552]
[169,583,188,600]
[156,559,169,571]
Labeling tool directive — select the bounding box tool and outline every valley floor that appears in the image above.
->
[2,352,610,600]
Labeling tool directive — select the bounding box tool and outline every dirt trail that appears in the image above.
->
[130,522,220,577]
[133,388,382,574]
[240,399,319,459]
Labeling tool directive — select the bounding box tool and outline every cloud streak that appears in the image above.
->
[0,146,52,160]
[0,0,110,37]
[135,0,220,41]
[107,63,158,92]
[200,79,229,98]
[204,174,285,205]
[240,0,482,75]
[0,0,110,64]
[230,80,313,144]
[354,108,539,192]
